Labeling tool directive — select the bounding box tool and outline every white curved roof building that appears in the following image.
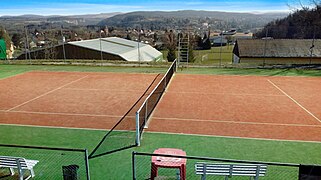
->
[68,37,163,62]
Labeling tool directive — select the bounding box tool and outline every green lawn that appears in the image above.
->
[1,64,321,179]
[0,64,168,79]
[178,67,321,76]
[162,46,234,65]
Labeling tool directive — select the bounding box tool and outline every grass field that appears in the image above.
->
[1,64,321,179]
[162,46,234,65]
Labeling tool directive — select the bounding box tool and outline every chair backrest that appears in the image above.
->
[0,156,29,169]
[195,163,267,177]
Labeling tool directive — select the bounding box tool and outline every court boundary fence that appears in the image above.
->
[0,144,90,180]
[135,59,177,146]
[131,151,321,180]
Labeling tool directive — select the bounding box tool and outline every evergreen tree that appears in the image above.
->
[11,33,23,47]
[167,47,176,62]
[202,33,212,50]
[164,30,176,62]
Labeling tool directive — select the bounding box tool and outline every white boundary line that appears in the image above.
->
[267,79,321,123]
[0,110,135,119]
[166,91,284,97]
[145,130,321,144]
[1,123,320,144]
[152,117,321,128]
[6,75,89,112]
[0,123,134,132]
[63,88,144,93]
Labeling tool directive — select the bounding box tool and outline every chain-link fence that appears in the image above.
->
[132,151,307,180]
[0,144,90,180]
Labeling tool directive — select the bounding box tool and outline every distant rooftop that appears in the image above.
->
[234,39,321,58]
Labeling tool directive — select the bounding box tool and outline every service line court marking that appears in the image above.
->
[0,110,136,119]
[267,79,321,123]
[6,75,89,112]
[152,117,321,128]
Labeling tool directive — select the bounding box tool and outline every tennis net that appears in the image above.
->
[135,59,177,146]
[89,60,176,158]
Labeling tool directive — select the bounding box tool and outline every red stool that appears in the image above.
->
[150,148,186,180]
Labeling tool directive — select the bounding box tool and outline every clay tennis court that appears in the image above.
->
[0,71,160,129]
[147,74,321,142]
[1,71,321,142]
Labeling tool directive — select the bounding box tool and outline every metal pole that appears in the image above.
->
[132,152,136,180]
[138,31,141,66]
[310,26,315,64]
[263,28,268,67]
[144,101,148,128]
[187,33,189,68]
[178,33,181,69]
[99,28,103,61]
[24,26,27,61]
[84,149,91,180]
[61,26,66,62]
[135,112,140,146]
[219,33,223,67]
[24,26,31,63]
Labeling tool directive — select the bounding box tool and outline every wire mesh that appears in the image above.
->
[0,144,89,180]
[136,60,177,144]
[90,60,176,158]
[133,152,303,180]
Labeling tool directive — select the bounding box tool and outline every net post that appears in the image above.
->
[135,111,141,146]
[144,100,148,128]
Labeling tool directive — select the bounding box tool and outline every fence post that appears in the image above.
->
[132,151,136,180]
[135,112,140,146]
[85,149,91,180]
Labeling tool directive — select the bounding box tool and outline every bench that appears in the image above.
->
[0,156,39,180]
[195,163,267,180]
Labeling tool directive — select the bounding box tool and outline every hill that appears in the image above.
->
[255,5,321,39]
[0,13,122,28]
[98,10,288,30]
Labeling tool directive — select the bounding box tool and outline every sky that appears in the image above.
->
[0,0,312,16]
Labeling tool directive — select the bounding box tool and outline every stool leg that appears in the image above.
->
[150,163,157,180]
[180,164,186,180]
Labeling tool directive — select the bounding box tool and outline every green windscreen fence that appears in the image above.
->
[0,39,6,60]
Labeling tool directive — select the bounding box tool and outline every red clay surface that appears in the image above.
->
[147,74,321,142]
[0,71,159,130]
[1,72,321,142]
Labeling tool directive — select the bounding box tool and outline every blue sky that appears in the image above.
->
[0,0,311,16]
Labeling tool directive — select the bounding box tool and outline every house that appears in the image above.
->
[232,39,321,64]
[211,36,228,46]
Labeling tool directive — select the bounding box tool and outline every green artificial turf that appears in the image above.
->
[1,64,321,179]
[178,67,321,77]
[0,64,167,79]
[1,64,321,80]
[0,125,320,179]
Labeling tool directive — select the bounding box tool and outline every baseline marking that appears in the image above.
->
[152,117,321,128]
[6,75,89,112]
[267,79,321,123]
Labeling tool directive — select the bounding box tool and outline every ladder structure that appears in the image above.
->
[178,33,190,67]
